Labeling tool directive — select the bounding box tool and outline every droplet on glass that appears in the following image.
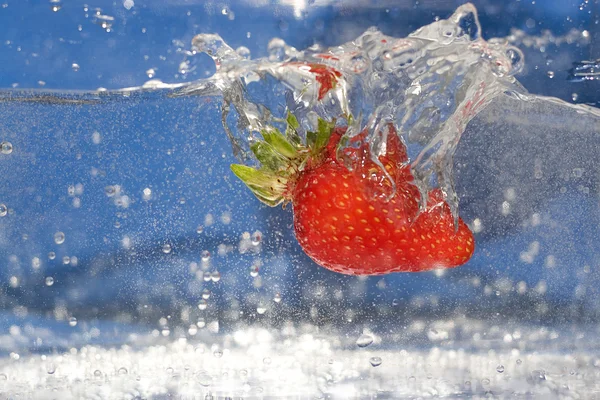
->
[251,231,262,245]
[68,317,77,327]
[117,367,128,375]
[356,334,374,348]
[0,204,7,217]
[198,299,208,310]
[273,292,282,303]
[547,71,555,78]
[71,63,80,72]
[210,271,221,282]
[46,363,56,374]
[497,365,505,373]
[49,0,61,12]
[45,277,54,286]
[48,252,56,260]
[202,289,211,300]
[201,250,211,262]
[162,244,172,254]
[54,232,65,245]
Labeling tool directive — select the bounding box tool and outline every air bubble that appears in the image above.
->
[202,289,211,299]
[213,349,223,358]
[497,365,505,373]
[105,186,116,197]
[273,292,282,303]
[68,317,77,327]
[46,363,56,374]
[0,204,7,217]
[201,250,211,262]
[196,225,204,234]
[198,299,208,310]
[547,71,555,78]
[256,306,267,314]
[162,244,172,254]
[1,141,13,154]
[356,334,374,348]
[45,277,54,286]
[210,271,221,282]
[71,63,80,72]
[117,367,128,375]
[370,357,382,367]
[48,252,56,260]
[250,265,259,277]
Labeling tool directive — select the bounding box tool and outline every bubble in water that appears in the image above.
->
[250,265,259,277]
[54,232,65,245]
[117,367,128,375]
[71,63,80,72]
[256,306,267,314]
[198,300,208,310]
[0,204,7,217]
[497,365,505,373]
[62,256,70,265]
[547,71,555,78]
[356,334,374,348]
[370,357,382,367]
[202,289,211,300]
[46,363,56,374]
[210,271,221,282]
[213,349,223,358]
[45,277,54,286]
[572,93,579,102]
[516,359,522,365]
[1,141,13,154]
[196,225,204,234]
[68,317,77,327]
[0,373,7,380]
[162,244,172,254]
[93,370,102,378]
[273,292,282,303]
[201,250,211,262]
[161,328,170,337]
[48,252,56,260]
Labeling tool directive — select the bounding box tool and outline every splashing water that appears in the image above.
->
[165,3,600,221]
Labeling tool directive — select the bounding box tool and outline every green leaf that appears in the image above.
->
[286,112,299,130]
[250,142,286,172]
[306,130,317,149]
[313,117,335,153]
[261,129,298,159]
[230,164,288,207]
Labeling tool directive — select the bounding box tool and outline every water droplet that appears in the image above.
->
[161,328,170,336]
[46,363,56,374]
[516,359,522,365]
[356,334,374,348]
[370,356,382,367]
[572,93,579,102]
[213,349,223,358]
[497,365,505,373]
[45,277,54,286]
[211,271,221,282]
[54,232,65,245]
[1,141,13,155]
[105,186,116,197]
[48,252,56,260]
[201,250,211,262]
[68,317,77,327]
[198,299,208,310]
[49,0,61,12]
[162,244,172,254]
[62,256,70,265]
[251,231,262,245]
[93,370,102,377]
[256,306,267,314]
[547,71,555,78]
[273,292,282,303]
[203,272,211,282]
[71,63,80,72]
[196,225,204,234]
[196,371,212,386]
[0,204,7,217]
[250,265,259,277]
[202,289,211,300]
[117,367,128,375]
[0,373,7,380]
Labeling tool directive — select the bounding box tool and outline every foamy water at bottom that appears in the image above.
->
[1,318,598,399]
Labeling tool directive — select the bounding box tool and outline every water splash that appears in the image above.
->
[172,3,530,219]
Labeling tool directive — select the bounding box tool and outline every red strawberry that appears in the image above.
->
[231,114,474,275]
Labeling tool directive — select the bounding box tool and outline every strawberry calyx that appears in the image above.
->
[230,113,337,206]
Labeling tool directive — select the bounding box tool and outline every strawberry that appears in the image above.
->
[231,114,474,275]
